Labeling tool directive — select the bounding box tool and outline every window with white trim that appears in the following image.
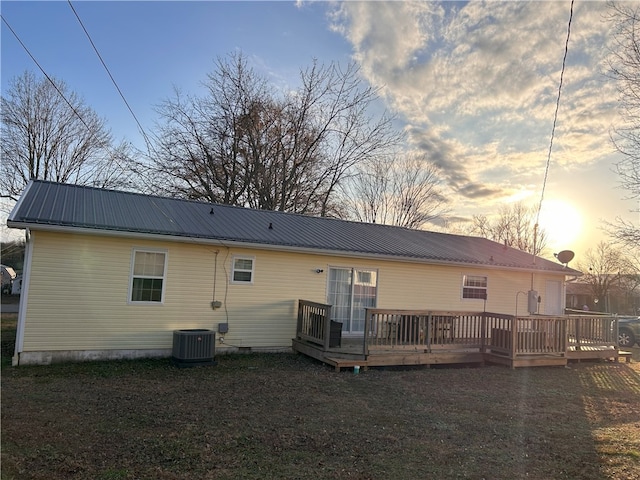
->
[130,249,167,303]
[231,256,254,284]
[462,275,487,300]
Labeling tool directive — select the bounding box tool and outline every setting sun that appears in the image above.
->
[537,198,584,252]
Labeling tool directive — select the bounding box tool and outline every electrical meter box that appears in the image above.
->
[527,290,538,314]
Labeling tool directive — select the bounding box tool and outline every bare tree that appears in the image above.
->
[470,202,547,255]
[151,53,399,215]
[618,249,640,314]
[576,241,631,312]
[1,71,136,202]
[343,152,450,228]
[152,57,269,205]
[607,2,640,247]
[343,156,391,225]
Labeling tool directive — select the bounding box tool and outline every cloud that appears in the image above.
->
[328,1,618,211]
[457,182,505,199]
[329,1,445,82]
[406,125,509,201]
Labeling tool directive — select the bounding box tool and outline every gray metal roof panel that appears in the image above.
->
[7,180,579,274]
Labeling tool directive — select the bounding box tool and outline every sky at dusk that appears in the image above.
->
[1,0,638,263]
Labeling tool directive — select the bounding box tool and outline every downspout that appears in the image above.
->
[13,228,32,366]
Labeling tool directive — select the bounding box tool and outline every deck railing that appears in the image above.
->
[296,301,618,360]
[297,300,333,350]
[364,310,428,350]
[365,308,502,351]
[488,316,567,356]
[362,308,615,359]
[567,315,617,350]
[364,310,511,355]
[484,313,515,356]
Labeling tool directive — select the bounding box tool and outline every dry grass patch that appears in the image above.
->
[1,313,639,479]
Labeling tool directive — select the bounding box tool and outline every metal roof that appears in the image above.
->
[7,180,580,274]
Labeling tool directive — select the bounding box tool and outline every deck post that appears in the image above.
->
[296,300,303,341]
[480,312,486,353]
[323,305,332,351]
[511,316,518,364]
[326,305,333,351]
[363,309,371,357]
[426,312,432,353]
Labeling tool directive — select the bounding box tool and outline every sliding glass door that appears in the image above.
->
[327,267,377,334]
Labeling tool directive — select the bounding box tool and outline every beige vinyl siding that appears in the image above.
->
[23,231,219,352]
[21,230,568,354]
[221,249,326,346]
[375,262,559,314]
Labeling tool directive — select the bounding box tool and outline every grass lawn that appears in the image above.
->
[1,312,639,480]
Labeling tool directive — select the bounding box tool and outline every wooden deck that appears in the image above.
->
[292,301,628,371]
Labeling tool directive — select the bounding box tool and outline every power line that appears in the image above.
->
[2,13,144,194]
[535,0,575,231]
[1,14,93,132]
[67,0,152,150]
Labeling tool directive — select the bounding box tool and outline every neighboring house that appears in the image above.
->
[566,278,640,315]
[7,180,580,365]
[1,265,17,295]
[566,281,593,311]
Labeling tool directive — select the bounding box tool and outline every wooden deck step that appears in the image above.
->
[325,357,367,372]
[567,346,621,362]
[616,351,633,363]
[485,353,567,368]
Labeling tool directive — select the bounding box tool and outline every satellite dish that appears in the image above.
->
[555,250,575,265]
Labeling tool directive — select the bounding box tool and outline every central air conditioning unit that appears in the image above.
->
[172,329,217,367]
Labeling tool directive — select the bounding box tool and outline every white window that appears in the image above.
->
[462,275,487,300]
[232,256,254,284]
[356,270,373,285]
[130,249,167,303]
